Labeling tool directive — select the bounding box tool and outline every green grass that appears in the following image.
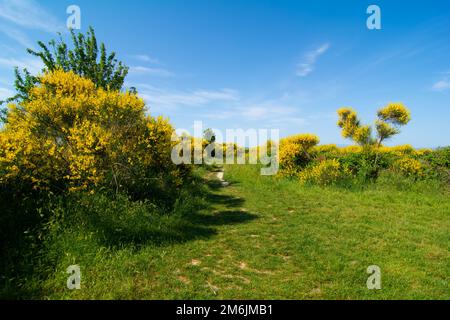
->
[2,165,449,299]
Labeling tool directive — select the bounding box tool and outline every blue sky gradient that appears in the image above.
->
[1,0,449,147]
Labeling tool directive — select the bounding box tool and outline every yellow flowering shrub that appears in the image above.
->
[338,145,363,154]
[278,134,319,175]
[393,158,424,178]
[278,142,301,175]
[299,159,350,186]
[378,144,415,155]
[0,70,189,194]
[414,148,433,157]
[281,134,320,150]
[313,144,338,154]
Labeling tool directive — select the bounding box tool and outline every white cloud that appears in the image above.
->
[432,79,450,91]
[139,86,239,109]
[296,43,330,77]
[191,89,239,102]
[0,0,63,33]
[240,106,268,119]
[0,56,43,73]
[0,87,14,101]
[129,54,159,64]
[239,104,297,121]
[205,99,307,127]
[0,23,34,48]
[129,66,175,77]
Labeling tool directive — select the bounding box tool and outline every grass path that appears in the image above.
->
[39,165,449,299]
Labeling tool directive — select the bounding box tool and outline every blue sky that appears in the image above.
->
[0,0,449,147]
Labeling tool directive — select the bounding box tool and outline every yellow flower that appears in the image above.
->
[394,158,424,178]
[0,70,189,193]
[278,134,319,175]
[298,159,349,186]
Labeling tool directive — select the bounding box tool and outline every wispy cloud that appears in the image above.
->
[296,43,330,77]
[129,66,175,77]
[0,56,43,73]
[0,24,34,48]
[129,54,159,64]
[138,85,239,109]
[0,0,63,33]
[238,104,298,122]
[205,97,307,127]
[432,79,450,92]
[0,87,14,101]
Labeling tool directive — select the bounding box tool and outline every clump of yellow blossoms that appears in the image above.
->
[299,159,350,186]
[278,134,319,175]
[337,108,372,146]
[337,103,411,147]
[377,103,411,126]
[0,69,188,193]
[394,158,424,178]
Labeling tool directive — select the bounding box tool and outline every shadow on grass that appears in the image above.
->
[190,210,257,226]
[0,172,258,299]
[118,209,258,248]
[205,193,245,207]
[86,173,257,248]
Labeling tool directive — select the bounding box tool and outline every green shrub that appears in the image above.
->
[299,159,351,186]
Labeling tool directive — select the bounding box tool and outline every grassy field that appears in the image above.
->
[5,164,449,300]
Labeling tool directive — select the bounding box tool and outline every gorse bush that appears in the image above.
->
[0,69,190,199]
[278,134,319,175]
[393,158,424,179]
[279,135,449,187]
[299,159,350,186]
[0,69,196,296]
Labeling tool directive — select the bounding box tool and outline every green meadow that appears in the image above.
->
[2,165,448,300]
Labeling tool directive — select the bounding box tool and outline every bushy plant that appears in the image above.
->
[6,27,128,105]
[0,69,190,199]
[278,134,319,175]
[298,159,350,186]
[421,147,450,169]
[393,158,424,179]
[313,144,339,155]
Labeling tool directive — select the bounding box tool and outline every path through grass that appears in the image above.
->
[15,165,450,299]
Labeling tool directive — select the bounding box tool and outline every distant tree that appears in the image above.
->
[337,103,411,179]
[4,26,128,105]
[337,103,411,147]
[375,103,411,147]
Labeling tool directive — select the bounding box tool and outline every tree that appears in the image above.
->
[337,103,411,179]
[337,108,374,146]
[375,103,411,147]
[337,103,411,147]
[5,26,128,105]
